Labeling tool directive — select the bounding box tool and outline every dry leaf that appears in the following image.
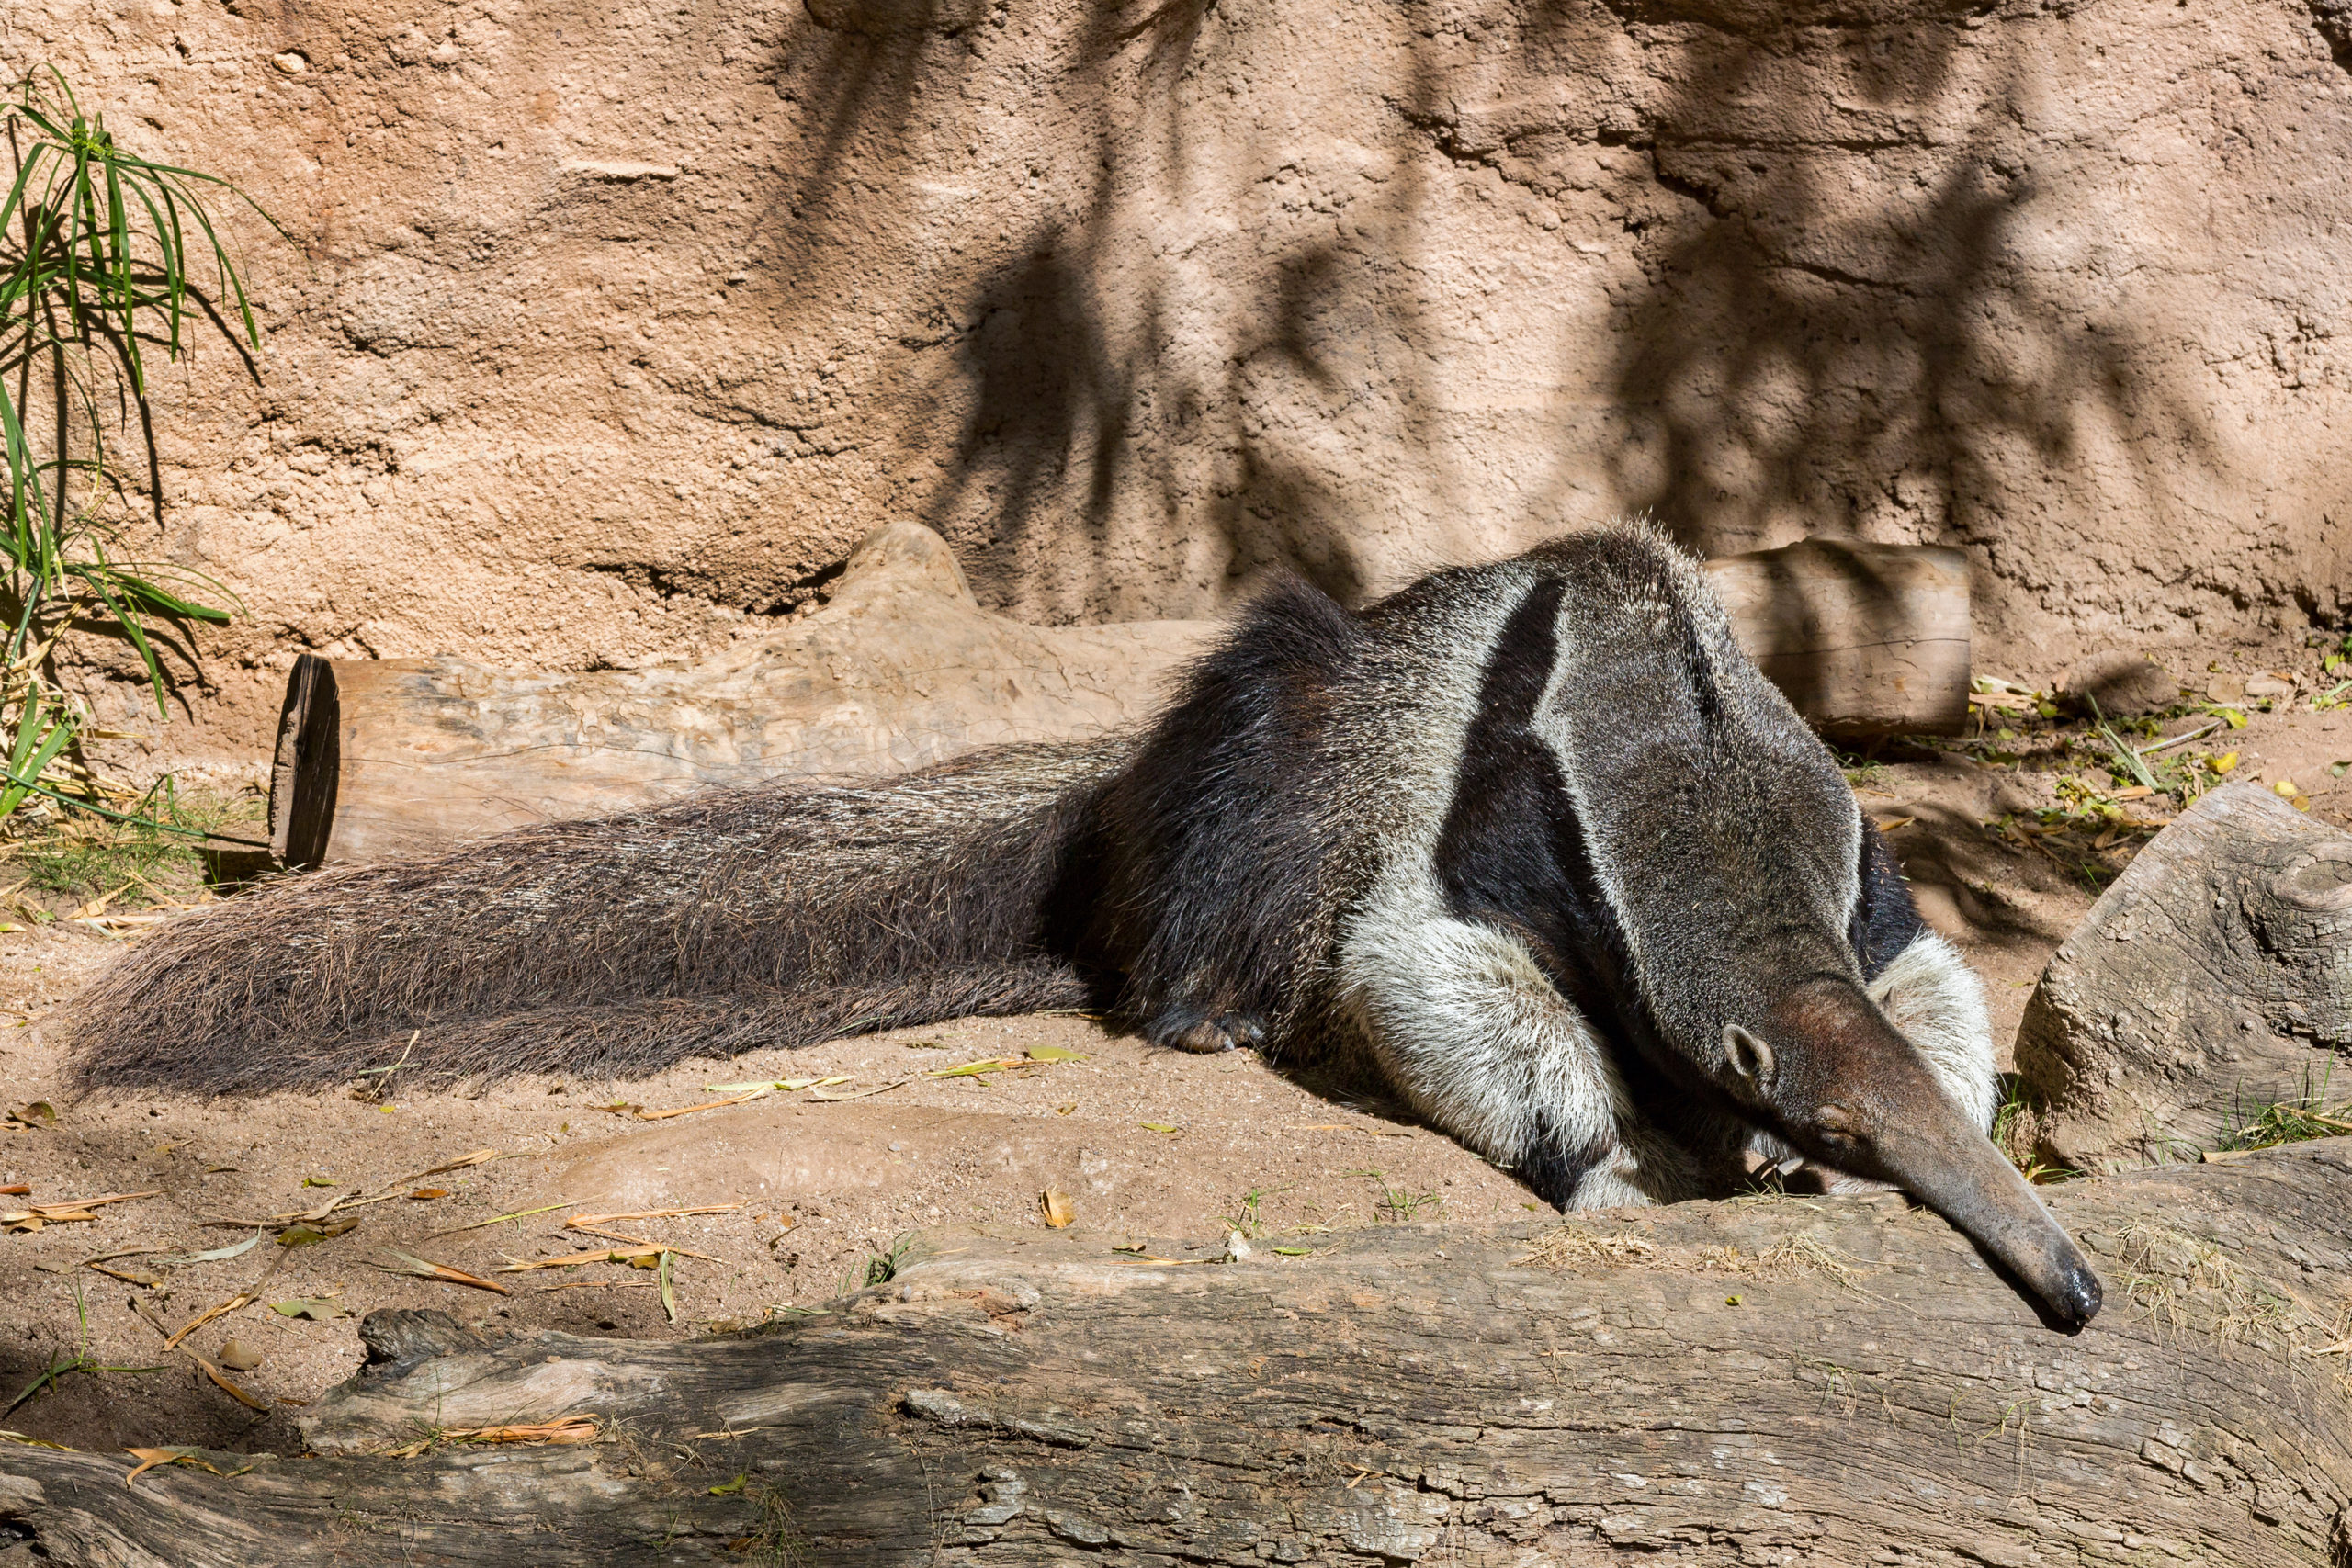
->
[1023,1045,1089,1063]
[0,1184,27,1196]
[373,1250,512,1295]
[217,1339,266,1372]
[269,1297,349,1321]
[703,1076,853,1094]
[409,1149,499,1179]
[563,1203,743,1226]
[163,1293,259,1350]
[276,1217,360,1247]
[807,1079,906,1102]
[408,1188,450,1201]
[123,1447,255,1487]
[157,1233,264,1268]
[630,1089,771,1121]
[6,1100,57,1129]
[1039,1189,1075,1228]
[449,1417,597,1446]
[431,1200,571,1236]
[3,1190,160,1232]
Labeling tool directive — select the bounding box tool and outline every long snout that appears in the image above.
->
[1863,1108,2103,1326]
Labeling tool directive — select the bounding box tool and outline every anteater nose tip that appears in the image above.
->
[2055,1265,2104,1326]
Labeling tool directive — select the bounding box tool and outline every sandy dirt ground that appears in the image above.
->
[4,700,2348,1465]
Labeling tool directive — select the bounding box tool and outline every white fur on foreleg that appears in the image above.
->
[1867,929,1996,1130]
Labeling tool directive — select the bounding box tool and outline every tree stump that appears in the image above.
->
[266,530,1973,868]
[4,1141,2346,1566]
[2014,783,2352,1171]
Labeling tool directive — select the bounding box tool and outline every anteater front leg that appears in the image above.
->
[1337,908,1665,1209]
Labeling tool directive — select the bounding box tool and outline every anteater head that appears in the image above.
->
[1713,976,2102,1328]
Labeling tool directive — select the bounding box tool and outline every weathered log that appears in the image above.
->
[4,1141,2346,1566]
[268,529,1971,868]
[1698,536,1972,739]
[266,523,1220,868]
[2015,783,2352,1172]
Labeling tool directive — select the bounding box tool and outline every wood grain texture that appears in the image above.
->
[2017,783,2352,1170]
[271,528,1972,869]
[5,1141,2346,1566]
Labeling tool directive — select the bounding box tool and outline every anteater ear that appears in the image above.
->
[1723,1023,1774,1087]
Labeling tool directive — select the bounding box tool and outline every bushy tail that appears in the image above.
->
[67,739,1127,1093]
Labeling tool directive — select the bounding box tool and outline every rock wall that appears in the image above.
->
[11,0,2352,760]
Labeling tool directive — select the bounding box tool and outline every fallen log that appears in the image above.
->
[268,529,1971,868]
[2014,782,2352,1171]
[4,1140,2346,1566]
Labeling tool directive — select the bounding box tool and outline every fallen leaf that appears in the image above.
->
[631,1089,772,1121]
[5,1101,57,1129]
[925,1055,1026,1081]
[410,1149,499,1179]
[709,1472,748,1496]
[372,1250,512,1295]
[269,1297,349,1321]
[1024,1045,1089,1064]
[160,1293,261,1350]
[2211,750,2240,774]
[123,1447,255,1487]
[1139,1122,1179,1134]
[300,1176,338,1189]
[2277,778,2301,797]
[563,1203,742,1226]
[1054,1102,1077,1116]
[217,1339,265,1372]
[1039,1189,1075,1228]
[0,1184,26,1196]
[702,1076,853,1095]
[408,1188,450,1201]
[450,1417,597,1446]
[562,1221,722,1260]
[807,1079,908,1102]
[496,1244,678,1272]
[430,1200,571,1236]
[3,1190,161,1232]
[659,1249,677,1324]
[276,1218,360,1247]
[156,1232,264,1268]
[86,1261,169,1288]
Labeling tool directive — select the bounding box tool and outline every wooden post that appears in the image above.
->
[268,528,1973,868]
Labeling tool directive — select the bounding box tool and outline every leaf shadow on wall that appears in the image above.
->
[1598,28,2220,583]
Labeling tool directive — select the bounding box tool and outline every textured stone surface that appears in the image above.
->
[15,0,2352,763]
[2016,782,2352,1169]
